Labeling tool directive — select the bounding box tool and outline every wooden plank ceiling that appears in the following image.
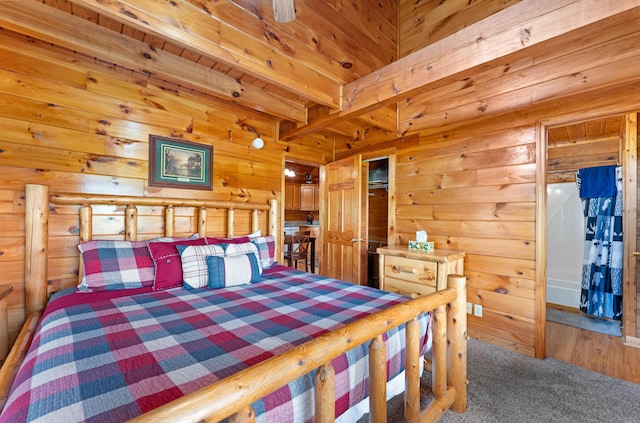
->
[1,0,639,149]
[548,116,624,147]
[14,0,400,146]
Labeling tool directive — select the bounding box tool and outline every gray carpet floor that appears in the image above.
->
[360,338,640,423]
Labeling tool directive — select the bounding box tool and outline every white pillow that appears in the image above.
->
[177,244,225,289]
[224,242,262,274]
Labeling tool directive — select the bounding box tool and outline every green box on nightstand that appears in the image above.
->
[408,241,434,252]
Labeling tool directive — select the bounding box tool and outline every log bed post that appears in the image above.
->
[432,305,447,398]
[165,205,175,237]
[251,209,259,233]
[78,203,93,285]
[24,184,49,315]
[198,206,207,237]
[369,335,387,423]
[269,199,278,260]
[447,274,468,412]
[79,204,92,243]
[227,406,255,423]
[125,204,138,241]
[314,363,335,423]
[404,318,420,422]
[227,209,235,237]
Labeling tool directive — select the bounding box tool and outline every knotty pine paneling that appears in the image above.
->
[0,34,284,344]
[388,86,640,355]
[392,121,537,354]
[398,0,520,57]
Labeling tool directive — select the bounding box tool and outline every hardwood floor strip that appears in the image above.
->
[546,321,640,385]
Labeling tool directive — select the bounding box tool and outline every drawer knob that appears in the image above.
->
[391,265,416,274]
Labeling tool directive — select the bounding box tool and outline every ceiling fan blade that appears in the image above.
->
[273,0,295,23]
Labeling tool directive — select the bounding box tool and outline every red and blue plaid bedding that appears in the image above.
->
[0,267,431,423]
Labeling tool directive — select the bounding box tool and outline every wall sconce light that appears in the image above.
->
[251,137,264,149]
[284,167,296,177]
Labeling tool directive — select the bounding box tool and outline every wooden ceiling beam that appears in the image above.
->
[64,0,342,110]
[279,0,639,139]
[1,1,306,122]
[343,0,638,114]
[357,105,398,133]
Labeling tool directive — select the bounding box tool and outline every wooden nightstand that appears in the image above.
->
[376,246,465,297]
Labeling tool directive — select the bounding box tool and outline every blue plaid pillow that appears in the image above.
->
[78,240,154,291]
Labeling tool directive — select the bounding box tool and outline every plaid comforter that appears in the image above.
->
[0,267,431,423]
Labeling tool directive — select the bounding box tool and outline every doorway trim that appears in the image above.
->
[535,121,547,359]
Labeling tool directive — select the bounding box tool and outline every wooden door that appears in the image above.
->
[322,155,367,284]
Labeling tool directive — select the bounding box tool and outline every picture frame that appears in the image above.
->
[148,135,213,190]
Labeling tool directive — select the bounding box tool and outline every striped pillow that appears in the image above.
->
[224,242,262,274]
[206,254,261,289]
[177,244,225,289]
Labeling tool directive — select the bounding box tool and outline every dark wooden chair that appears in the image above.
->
[284,230,311,272]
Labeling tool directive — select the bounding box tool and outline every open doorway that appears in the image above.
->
[365,157,389,288]
[283,160,321,272]
[545,115,625,337]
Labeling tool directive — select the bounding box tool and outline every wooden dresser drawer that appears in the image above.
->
[384,278,437,298]
[384,255,437,286]
[377,246,465,298]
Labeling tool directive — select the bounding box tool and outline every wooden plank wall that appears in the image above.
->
[368,0,640,356]
[388,90,640,356]
[398,0,521,57]
[393,123,538,355]
[0,28,301,345]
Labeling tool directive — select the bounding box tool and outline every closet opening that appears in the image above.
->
[365,157,389,288]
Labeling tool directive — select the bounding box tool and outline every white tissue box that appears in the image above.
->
[408,241,434,252]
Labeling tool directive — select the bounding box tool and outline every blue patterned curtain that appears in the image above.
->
[577,166,623,320]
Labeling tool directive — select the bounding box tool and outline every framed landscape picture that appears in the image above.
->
[148,135,213,190]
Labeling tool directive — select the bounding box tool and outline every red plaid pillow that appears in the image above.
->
[148,238,208,290]
[206,236,251,245]
[250,235,276,269]
[78,240,154,291]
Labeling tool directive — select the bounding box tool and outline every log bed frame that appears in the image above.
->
[0,184,467,423]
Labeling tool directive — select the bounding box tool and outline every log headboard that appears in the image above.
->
[23,183,279,316]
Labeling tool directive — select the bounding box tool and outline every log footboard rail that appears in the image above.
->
[0,184,467,422]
